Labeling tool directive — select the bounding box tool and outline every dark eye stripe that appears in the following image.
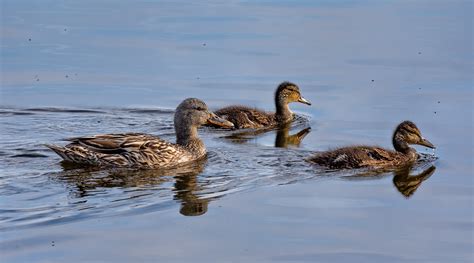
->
[403,126,421,137]
[286,86,299,93]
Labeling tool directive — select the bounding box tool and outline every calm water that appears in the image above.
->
[1,0,473,262]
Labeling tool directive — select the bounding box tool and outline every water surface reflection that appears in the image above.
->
[343,160,437,198]
[221,115,311,148]
[53,158,212,216]
[393,165,436,198]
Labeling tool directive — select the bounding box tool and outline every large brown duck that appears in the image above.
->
[212,81,311,129]
[308,121,435,169]
[46,98,234,169]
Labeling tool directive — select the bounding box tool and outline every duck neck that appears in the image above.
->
[275,97,293,123]
[393,134,412,155]
[176,125,205,156]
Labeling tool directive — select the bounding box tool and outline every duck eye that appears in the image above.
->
[196,106,206,111]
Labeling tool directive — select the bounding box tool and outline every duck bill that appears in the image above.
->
[298,97,312,106]
[418,137,435,149]
[207,113,234,129]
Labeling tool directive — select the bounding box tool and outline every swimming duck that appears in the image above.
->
[211,81,311,129]
[46,98,234,168]
[308,121,435,169]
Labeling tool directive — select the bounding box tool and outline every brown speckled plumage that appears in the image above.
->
[213,81,311,129]
[308,121,435,169]
[215,106,275,129]
[46,98,234,169]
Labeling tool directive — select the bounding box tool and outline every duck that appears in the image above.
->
[46,98,234,169]
[307,121,435,169]
[211,81,311,129]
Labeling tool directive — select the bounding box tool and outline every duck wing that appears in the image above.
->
[67,133,161,154]
[51,133,192,168]
[357,147,396,167]
[309,146,398,169]
[215,106,274,129]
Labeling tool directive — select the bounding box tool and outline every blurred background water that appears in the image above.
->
[1,0,473,262]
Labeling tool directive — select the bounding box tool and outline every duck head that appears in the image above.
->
[274,82,311,123]
[392,121,435,153]
[275,81,311,106]
[174,98,234,130]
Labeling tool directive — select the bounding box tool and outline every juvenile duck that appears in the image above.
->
[212,81,311,129]
[46,98,234,168]
[308,121,435,169]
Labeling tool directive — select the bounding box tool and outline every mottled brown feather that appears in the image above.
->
[214,106,276,129]
[308,145,411,169]
[48,133,196,168]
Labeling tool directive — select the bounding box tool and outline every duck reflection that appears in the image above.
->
[392,165,436,198]
[274,122,311,148]
[222,121,311,148]
[174,174,209,216]
[343,163,436,198]
[53,158,212,216]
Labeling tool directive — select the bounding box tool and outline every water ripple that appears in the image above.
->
[0,106,438,231]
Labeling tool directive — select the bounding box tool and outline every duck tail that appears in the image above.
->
[44,144,73,161]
